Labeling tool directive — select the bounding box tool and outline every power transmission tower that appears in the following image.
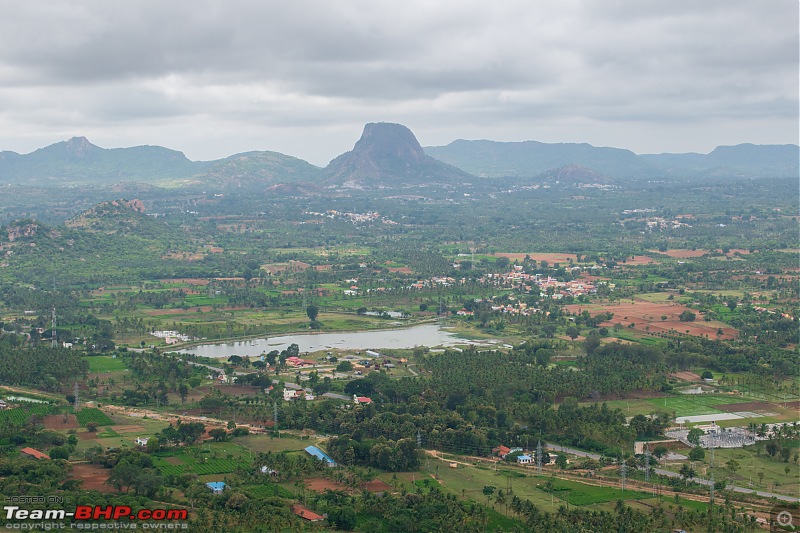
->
[73,382,80,411]
[644,443,651,483]
[620,459,627,491]
[709,473,715,506]
[273,403,279,427]
[416,431,422,447]
[51,307,57,348]
[536,440,543,475]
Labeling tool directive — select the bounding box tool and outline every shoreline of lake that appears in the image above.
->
[177,323,481,358]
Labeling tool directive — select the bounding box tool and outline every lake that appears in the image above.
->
[178,324,476,358]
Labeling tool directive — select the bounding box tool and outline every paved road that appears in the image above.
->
[554,444,799,503]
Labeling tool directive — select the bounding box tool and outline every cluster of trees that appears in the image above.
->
[0,334,87,391]
[326,435,420,472]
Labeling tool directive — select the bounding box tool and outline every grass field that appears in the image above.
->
[235,434,311,454]
[543,477,653,506]
[84,356,129,374]
[701,444,800,497]
[646,394,752,417]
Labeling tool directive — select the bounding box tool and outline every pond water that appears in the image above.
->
[178,323,472,358]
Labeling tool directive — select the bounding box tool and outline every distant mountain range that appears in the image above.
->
[0,125,796,188]
[425,139,799,179]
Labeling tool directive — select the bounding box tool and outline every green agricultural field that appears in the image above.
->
[646,394,752,417]
[542,478,653,506]
[235,434,311,454]
[85,356,128,373]
[76,408,114,427]
[0,405,53,425]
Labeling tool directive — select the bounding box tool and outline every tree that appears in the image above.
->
[725,459,740,477]
[687,428,704,447]
[565,326,580,340]
[679,463,696,484]
[555,454,568,470]
[679,310,696,322]
[178,383,189,404]
[584,334,601,355]
[482,485,496,506]
[336,361,353,372]
[209,428,228,442]
[306,305,319,322]
[688,447,705,462]
[652,446,668,464]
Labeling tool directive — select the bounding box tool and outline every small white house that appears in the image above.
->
[516,454,533,464]
[135,437,149,447]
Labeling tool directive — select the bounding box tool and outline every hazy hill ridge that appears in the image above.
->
[1,128,797,187]
[424,139,799,179]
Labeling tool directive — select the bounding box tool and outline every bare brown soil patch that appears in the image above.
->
[363,479,393,493]
[211,384,261,396]
[565,299,737,340]
[777,401,800,411]
[304,477,347,492]
[161,252,203,261]
[43,414,79,430]
[164,457,184,465]
[160,278,210,286]
[620,255,654,266]
[71,463,112,492]
[111,425,146,434]
[387,266,413,274]
[670,371,701,382]
[652,249,709,258]
[492,252,578,263]
[713,401,776,413]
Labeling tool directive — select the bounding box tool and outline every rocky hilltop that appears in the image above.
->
[323,123,473,187]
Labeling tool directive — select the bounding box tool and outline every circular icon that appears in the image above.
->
[777,510,794,527]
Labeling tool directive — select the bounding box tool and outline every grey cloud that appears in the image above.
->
[0,0,795,162]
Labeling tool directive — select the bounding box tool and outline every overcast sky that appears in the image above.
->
[0,1,797,166]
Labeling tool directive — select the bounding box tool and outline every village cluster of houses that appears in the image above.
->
[303,210,397,226]
[479,266,599,299]
[150,330,191,344]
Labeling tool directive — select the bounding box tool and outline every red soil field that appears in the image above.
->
[161,278,211,286]
[363,479,393,493]
[619,255,654,266]
[304,478,347,492]
[42,414,79,430]
[111,425,146,434]
[565,299,737,340]
[71,463,113,492]
[650,249,709,258]
[670,372,701,382]
[492,252,578,263]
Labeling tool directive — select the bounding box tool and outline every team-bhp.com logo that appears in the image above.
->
[5,505,188,529]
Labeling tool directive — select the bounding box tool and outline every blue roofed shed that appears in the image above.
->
[304,445,337,467]
[206,481,226,494]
